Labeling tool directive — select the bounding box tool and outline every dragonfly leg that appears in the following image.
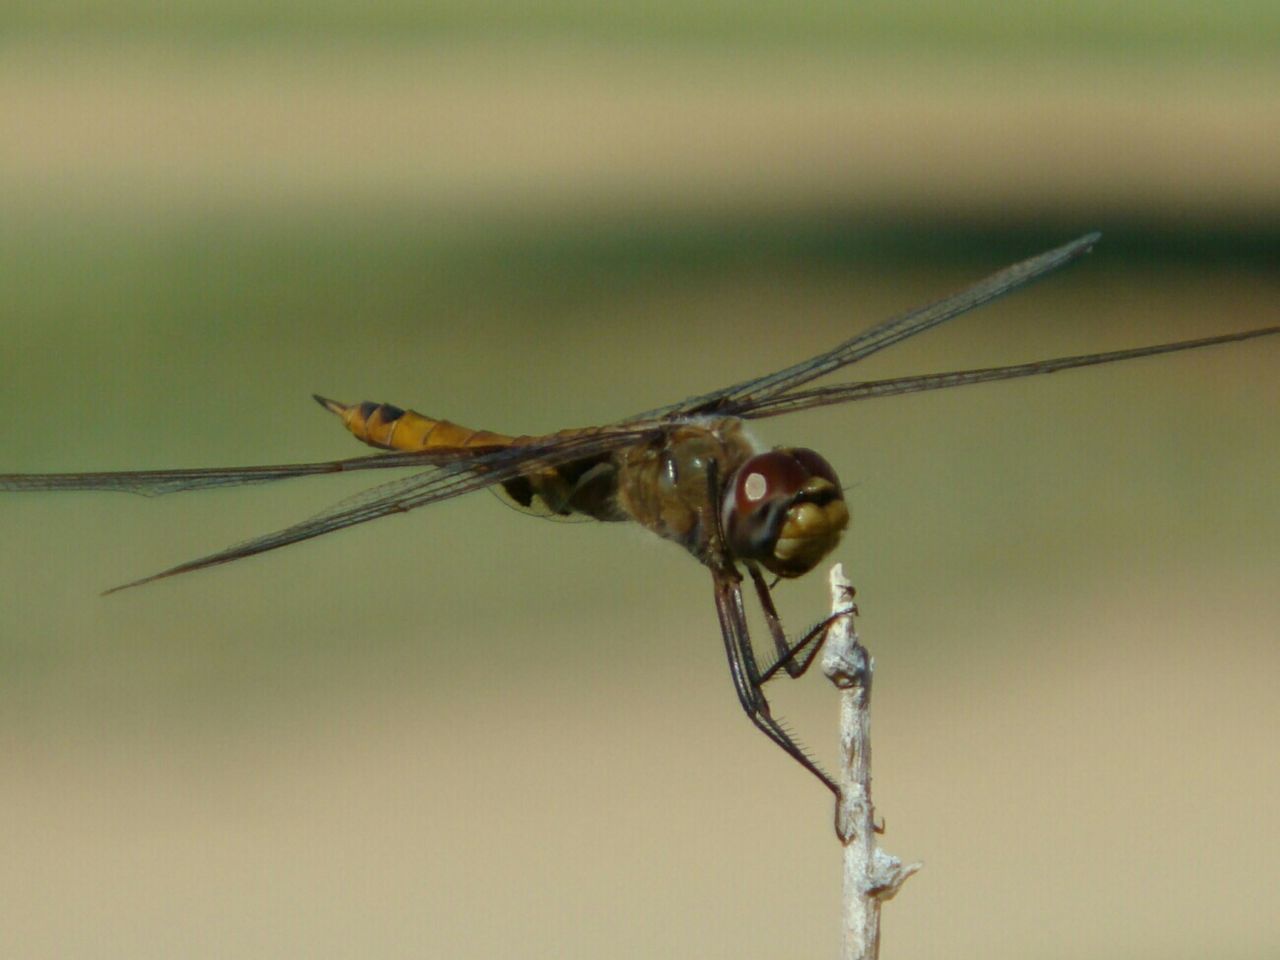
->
[714,573,839,797]
[747,562,850,683]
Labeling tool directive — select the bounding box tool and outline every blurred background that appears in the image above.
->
[1,5,1278,958]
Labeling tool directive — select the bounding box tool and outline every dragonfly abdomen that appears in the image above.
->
[316,395,627,521]
[314,395,514,452]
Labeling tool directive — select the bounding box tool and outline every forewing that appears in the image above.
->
[632,233,1100,422]
[738,325,1280,420]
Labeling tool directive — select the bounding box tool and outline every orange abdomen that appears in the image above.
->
[314,396,513,453]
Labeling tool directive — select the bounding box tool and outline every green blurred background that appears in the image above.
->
[2,5,1278,958]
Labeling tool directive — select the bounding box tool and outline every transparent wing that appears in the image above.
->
[0,449,492,496]
[632,233,1101,421]
[738,326,1280,420]
[100,425,654,593]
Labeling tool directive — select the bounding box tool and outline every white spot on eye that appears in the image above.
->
[743,472,768,501]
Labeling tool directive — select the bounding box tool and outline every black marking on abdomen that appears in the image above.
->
[555,458,598,487]
[358,401,379,420]
[502,476,536,509]
[379,403,405,422]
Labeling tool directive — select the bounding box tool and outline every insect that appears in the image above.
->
[3,233,1276,795]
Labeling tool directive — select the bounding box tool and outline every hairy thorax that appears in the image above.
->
[610,418,757,567]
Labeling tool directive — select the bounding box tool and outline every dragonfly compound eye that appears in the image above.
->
[723,449,849,578]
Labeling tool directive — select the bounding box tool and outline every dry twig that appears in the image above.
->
[822,564,922,960]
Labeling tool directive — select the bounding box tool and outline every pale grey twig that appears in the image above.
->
[822,564,922,960]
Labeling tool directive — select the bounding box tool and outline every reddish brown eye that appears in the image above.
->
[786,448,841,490]
[733,451,808,514]
[723,448,849,573]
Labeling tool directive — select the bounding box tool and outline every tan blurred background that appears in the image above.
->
[2,5,1278,958]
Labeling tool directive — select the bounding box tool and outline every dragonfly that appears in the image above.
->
[3,232,1277,797]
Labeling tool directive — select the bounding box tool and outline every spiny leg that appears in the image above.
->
[703,458,837,795]
[713,573,839,797]
[747,562,851,683]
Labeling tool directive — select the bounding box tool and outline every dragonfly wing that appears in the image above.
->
[102,425,656,593]
[738,325,1280,420]
[0,449,494,496]
[633,233,1100,422]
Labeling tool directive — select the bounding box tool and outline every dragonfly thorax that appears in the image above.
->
[610,420,847,578]
[611,419,754,567]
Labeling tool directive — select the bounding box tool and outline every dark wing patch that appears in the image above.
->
[492,455,620,523]
[500,475,537,509]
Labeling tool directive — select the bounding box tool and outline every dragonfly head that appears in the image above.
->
[722,448,848,578]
